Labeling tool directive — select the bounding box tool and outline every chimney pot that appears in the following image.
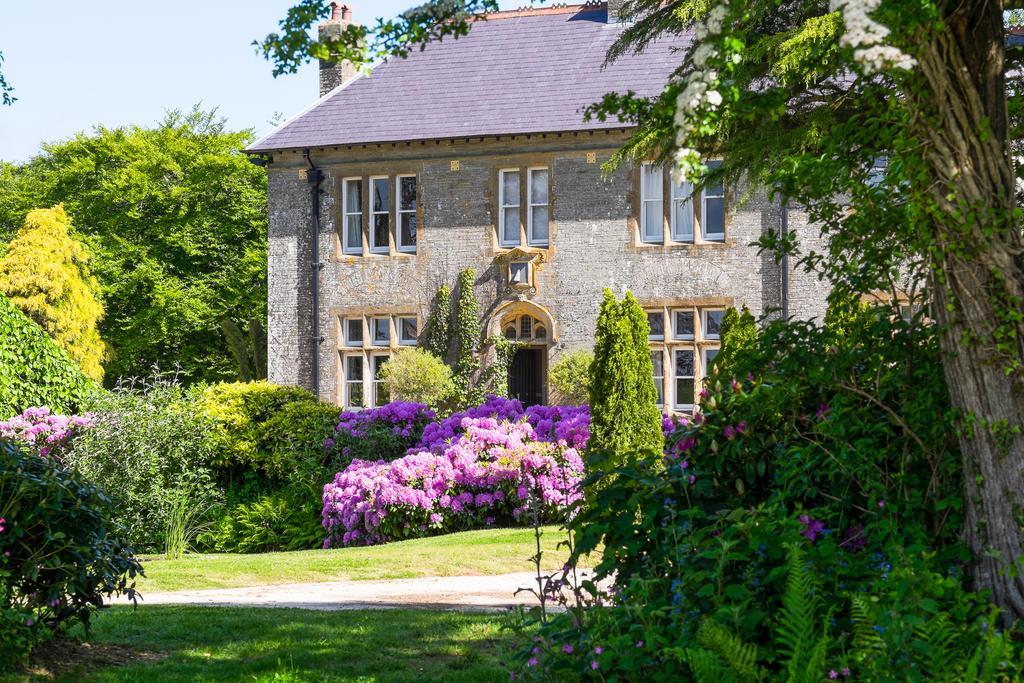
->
[319,3,358,97]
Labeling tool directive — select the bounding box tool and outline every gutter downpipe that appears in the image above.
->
[780,201,790,320]
[304,149,324,398]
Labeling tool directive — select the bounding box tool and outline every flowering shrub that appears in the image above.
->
[0,440,142,667]
[322,417,584,547]
[416,395,592,452]
[326,401,436,465]
[0,406,92,459]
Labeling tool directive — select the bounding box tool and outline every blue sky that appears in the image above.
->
[0,1,519,163]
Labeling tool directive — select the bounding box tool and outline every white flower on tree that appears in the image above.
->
[829,0,916,73]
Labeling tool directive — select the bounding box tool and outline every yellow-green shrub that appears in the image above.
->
[0,206,106,382]
[549,350,594,405]
[379,348,453,409]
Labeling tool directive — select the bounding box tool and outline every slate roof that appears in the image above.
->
[247,3,689,153]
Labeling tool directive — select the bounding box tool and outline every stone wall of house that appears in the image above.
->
[265,131,828,403]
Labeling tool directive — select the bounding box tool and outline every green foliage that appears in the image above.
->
[713,307,757,378]
[203,492,321,553]
[0,440,143,667]
[0,206,106,382]
[0,51,14,106]
[64,377,218,552]
[0,292,96,419]
[220,317,268,382]
[424,284,453,361]
[0,108,268,385]
[197,381,337,479]
[452,268,483,407]
[379,347,453,409]
[587,289,663,461]
[549,350,594,406]
[511,308,1015,679]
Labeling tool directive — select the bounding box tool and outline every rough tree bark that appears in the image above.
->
[913,0,1024,619]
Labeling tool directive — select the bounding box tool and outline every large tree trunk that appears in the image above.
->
[912,0,1024,619]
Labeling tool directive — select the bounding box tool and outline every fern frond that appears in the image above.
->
[849,595,884,655]
[913,613,960,681]
[801,630,831,683]
[696,619,762,682]
[776,545,821,679]
[686,646,735,683]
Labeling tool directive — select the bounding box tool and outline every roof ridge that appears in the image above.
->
[474,2,604,21]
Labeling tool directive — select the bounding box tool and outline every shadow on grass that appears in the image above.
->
[49,605,520,682]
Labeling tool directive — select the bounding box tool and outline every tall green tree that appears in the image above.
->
[0,206,106,382]
[588,289,663,460]
[0,108,267,385]
[713,306,757,378]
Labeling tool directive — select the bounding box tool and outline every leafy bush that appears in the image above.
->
[63,378,218,553]
[0,206,106,382]
[326,401,437,465]
[323,418,584,547]
[0,292,96,419]
[549,350,593,405]
[198,381,333,476]
[379,348,453,408]
[0,440,142,667]
[508,306,1012,679]
[0,406,92,459]
[203,492,322,553]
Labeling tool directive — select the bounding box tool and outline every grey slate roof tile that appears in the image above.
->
[247,4,690,152]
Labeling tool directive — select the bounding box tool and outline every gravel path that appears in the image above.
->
[116,572,581,613]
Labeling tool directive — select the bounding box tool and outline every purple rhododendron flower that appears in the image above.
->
[799,515,825,542]
[0,407,94,461]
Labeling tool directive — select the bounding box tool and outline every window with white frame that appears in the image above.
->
[397,175,417,252]
[370,176,390,253]
[702,160,725,241]
[337,313,422,408]
[499,170,521,247]
[398,316,418,345]
[527,168,549,246]
[640,163,664,243]
[647,310,665,340]
[509,261,530,287]
[652,350,665,407]
[371,317,390,346]
[671,177,695,242]
[703,309,724,340]
[639,160,726,244]
[673,310,695,341]
[343,178,362,255]
[647,304,725,413]
[372,354,389,407]
[344,355,365,408]
[674,349,696,411]
[344,318,363,347]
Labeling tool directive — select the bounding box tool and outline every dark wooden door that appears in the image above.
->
[510,348,543,407]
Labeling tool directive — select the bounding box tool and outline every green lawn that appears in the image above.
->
[8,606,520,682]
[138,526,572,593]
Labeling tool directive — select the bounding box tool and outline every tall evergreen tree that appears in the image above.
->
[424,284,453,361]
[713,306,758,378]
[588,289,663,460]
[0,206,105,382]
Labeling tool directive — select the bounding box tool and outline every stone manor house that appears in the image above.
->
[247,1,827,412]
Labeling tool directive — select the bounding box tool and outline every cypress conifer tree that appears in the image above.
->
[424,284,453,361]
[0,206,106,381]
[588,289,663,460]
[713,306,757,377]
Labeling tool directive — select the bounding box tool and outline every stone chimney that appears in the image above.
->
[606,0,625,23]
[319,3,358,97]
